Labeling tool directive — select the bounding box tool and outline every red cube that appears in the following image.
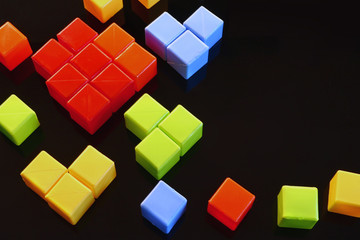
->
[91,63,134,112]
[67,84,112,134]
[207,178,255,231]
[46,63,89,108]
[57,18,98,54]
[31,39,73,79]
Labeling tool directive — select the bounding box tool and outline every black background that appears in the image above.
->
[1,0,360,239]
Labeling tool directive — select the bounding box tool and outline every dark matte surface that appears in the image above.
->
[1,0,359,239]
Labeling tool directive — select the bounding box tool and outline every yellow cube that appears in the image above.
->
[83,0,123,23]
[69,145,116,198]
[328,170,360,217]
[138,0,160,9]
[20,151,67,199]
[45,173,95,225]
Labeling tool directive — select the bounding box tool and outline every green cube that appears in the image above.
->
[0,94,40,145]
[135,128,180,180]
[158,105,202,156]
[124,94,169,140]
[277,185,319,229]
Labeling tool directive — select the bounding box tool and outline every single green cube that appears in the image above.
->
[135,128,180,180]
[277,185,319,229]
[0,94,40,146]
[124,94,169,140]
[158,105,203,156]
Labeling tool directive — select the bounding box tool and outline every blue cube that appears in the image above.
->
[140,181,187,234]
[167,30,209,79]
[183,6,224,48]
[145,12,186,60]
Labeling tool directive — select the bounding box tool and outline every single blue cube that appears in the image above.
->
[167,30,209,79]
[145,12,186,60]
[183,6,224,48]
[140,180,187,234]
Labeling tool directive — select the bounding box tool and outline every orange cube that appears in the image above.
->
[0,22,33,71]
[114,42,157,91]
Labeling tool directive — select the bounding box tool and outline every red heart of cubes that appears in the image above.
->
[32,18,157,134]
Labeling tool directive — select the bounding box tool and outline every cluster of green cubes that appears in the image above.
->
[124,94,203,180]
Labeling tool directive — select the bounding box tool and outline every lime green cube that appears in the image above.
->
[158,105,202,156]
[124,94,169,140]
[0,95,40,145]
[135,128,180,180]
[277,185,319,229]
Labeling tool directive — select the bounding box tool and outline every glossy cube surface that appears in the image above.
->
[208,178,255,231]
[135,128,180,180]
[124,93,169,140]
[167,30,209,79]
[0,22,33,70]
[0,94,40,145]
[145,12,185,60]
[158,104,203,156]
[84,0,123,23]
[141,180,187,234]
[277,185,318,229]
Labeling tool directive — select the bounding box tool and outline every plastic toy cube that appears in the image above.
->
[45,173,95,225]
[91,63,134,112]
[94,23,134,59]
[68,145,116,198]
[57,18,98,54]
[67,84,112,134]
[328,170,360,218]
[277,185,319,229]
[70,43,111,80]
[167,30,209,79]
[124,93,169,140]
[158,104,202,156]
[141,180,187,234]
[145,12,185,60]
[138,0,160,9]
[208,178,255,231]
[114,42,157,91]
[83,0,123,23]
[183,6,224,48]
[20,151,67,199]
[0,95,40,145]
[0,22,33,70]
[135,128,180,180]
[46,63,89,109]
[31,39,73,79]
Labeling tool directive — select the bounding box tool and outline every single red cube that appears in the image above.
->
[91,63,134,112]
[114,42,157,91]
[0,22,33,71]
[70,43,111,80]
[46,63,89,108]
[207,178,255,231]
[31,39,73,79]
[57,18,98,54]
[67,84,112,134]
[93,23,135,59]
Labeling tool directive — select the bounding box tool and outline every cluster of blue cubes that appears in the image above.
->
[145,6,224,79]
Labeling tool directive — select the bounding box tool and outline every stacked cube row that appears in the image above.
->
[124,93,203,180]
[31,18,157,134]
[145,6,223,79]
[20,145,116,225]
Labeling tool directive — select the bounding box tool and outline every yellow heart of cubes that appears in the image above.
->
[20,145,116,225]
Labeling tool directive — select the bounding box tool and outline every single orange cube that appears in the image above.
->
[0,22,33,71]
[93,23,134,59]
[114,42,157,91]
[207,178,255,231]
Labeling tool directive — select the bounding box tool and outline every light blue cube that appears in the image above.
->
[167,30,209,79]
[145,12,186,60]
[140,181,187,234]
[183,6,224,48]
